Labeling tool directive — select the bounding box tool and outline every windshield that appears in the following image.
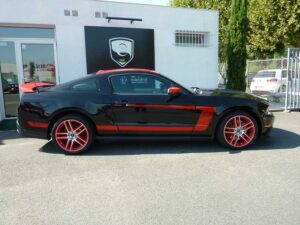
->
[157,74,195,95]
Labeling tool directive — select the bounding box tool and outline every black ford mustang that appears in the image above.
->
[17,68,274,154]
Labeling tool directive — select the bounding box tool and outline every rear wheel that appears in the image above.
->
[51,115,95,154]
[217,111,258,150]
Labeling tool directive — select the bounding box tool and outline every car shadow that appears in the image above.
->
[39,128,300,156]
[0,131,21,146]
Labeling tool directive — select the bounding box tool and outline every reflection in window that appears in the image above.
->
[111,74,171,94]
[70,78,100,92]
[21,44,56,84]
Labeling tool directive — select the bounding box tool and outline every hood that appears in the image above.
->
[198,88,269,104]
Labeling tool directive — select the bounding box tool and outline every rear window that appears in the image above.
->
[52,76,100,92]
[255,71,276,78]
[70,78,99,91]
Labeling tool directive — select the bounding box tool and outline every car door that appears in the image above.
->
[109,73,199,135]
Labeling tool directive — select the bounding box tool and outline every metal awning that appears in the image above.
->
[106,16,142,24]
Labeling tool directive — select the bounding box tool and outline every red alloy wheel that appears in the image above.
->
[223,115,256,148]
[55,119,89,152]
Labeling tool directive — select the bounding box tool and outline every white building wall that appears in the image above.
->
[0,0,218,120]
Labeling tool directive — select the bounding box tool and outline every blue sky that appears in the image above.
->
[109,0,170,6]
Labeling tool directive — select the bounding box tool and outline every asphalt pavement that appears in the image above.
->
[0,112,300,225]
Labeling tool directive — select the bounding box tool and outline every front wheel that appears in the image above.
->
[217,111,258,150]
[51,115,95,154]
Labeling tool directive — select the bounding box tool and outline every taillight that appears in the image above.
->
[267,78,277,82]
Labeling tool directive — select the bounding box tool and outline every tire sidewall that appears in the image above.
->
[51,115,95,154]
[217,111,259,150]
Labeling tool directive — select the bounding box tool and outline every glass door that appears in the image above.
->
[0,41,20,117]
[0,40,57,119]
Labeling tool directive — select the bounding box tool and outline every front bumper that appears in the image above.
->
[262,111,275,135]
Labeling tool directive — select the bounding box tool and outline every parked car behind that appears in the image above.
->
[1,78,9,92]
[7,83,19,93]
[250,69,287,94]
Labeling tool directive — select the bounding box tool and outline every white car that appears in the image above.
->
[250,69,287,94]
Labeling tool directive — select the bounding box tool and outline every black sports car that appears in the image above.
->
[17,68,274,154]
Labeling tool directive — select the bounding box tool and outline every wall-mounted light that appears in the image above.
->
[102,12,108,18]
[64,9,70,16]
[95,11,101,18]
[72,10,78,17]
[106,16,142,24]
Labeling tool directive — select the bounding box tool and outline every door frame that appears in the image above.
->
[0,38,59,120]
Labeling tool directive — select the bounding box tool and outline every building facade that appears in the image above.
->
[0,0,218,121]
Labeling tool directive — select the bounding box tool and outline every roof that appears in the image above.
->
[93,0,219,13]
[95,68,160,75]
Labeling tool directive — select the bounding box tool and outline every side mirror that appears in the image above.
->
[168,86,182,96]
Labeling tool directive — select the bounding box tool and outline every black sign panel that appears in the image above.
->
[84,26,155,73]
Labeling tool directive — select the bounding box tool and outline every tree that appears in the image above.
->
[247,0,300,58]
[170,0,300,60]
[226,0,248,91]
[29,62,35,81]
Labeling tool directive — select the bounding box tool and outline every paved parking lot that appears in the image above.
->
[1,112,300,225]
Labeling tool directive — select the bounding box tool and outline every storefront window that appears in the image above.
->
[0,27,54,39]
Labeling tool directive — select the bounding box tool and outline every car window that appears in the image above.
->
[69,77,100,92]
[110,74,172,94]
[255,71,276,78]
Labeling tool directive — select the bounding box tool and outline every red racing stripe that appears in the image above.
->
[96,125,118,131]
[27,121,48,129]
[124,104,196,110]
[118,125,193,132]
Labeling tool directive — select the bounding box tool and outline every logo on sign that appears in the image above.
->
[109,38,134,67]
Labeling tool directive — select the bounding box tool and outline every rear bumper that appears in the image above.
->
[262,111,275,134]
[17,120,48,139]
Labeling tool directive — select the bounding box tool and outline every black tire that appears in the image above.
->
[216,111,259,150]
[51,115,95,154]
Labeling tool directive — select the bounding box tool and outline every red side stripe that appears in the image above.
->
[118,126,193,132]
[124,104,196,110]
[27,121,48,129]
[96,125,193,132]
[193,106,216,131]
[96,125,118,131]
